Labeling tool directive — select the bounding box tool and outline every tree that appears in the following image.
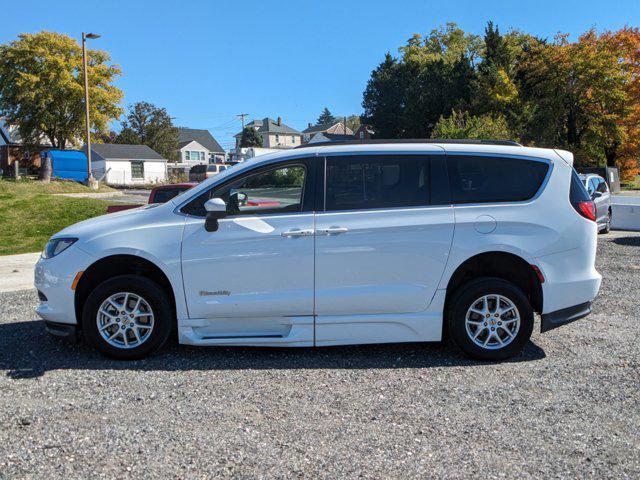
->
[239,126,263,147]
[520,31,630,167]
[0,31,122,149]
[116,102,179,161]
[316,107,336,125]
[344,115,362,132]
[363,23,476,139]
[431,110,513,140]
[362,53,408,138]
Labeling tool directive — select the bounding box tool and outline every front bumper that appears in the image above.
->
[44,321,79,342]
[541,301,592,333]
[34,248,95,325]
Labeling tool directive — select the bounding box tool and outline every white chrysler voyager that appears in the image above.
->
[35,140,601,361]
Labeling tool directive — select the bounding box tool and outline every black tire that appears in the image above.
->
[447,277,534,361]
[82,275,173,360]
[600,210,612,234]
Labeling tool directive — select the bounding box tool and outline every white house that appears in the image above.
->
[89,144,167,186]
[234,117,302,150]
[177,128,225,166]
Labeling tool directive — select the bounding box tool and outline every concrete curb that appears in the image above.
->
[53,191,124,198]
[612,204,640,232]
[0,252,40,293]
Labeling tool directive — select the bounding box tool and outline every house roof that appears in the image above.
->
[324,133,355,141]
[302,121,342,134]
[178,128,224,153]
[235,118,301,137]
[89,143,166,161]
[0,119,16,144]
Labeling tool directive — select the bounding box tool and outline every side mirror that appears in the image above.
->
[204,198,227,232]
[592,191,603,199]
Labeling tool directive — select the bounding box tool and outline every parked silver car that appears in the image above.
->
[579,174,612,233]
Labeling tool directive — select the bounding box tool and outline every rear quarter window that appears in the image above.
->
[447,155,549,204]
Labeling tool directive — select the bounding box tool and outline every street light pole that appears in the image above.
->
[82,32,100,189]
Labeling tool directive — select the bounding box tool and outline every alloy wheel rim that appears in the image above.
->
[96,292,154,349]
[464,294,520,350]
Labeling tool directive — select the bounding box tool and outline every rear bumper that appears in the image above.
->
[44,321,79,342]
[541,301,592,333]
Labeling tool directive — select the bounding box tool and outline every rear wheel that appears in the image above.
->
[82,275,172,359]
[448,277,534,361]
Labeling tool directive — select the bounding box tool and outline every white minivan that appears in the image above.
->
[35,141,601,361]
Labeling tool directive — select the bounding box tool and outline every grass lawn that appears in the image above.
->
[0,179,115,255]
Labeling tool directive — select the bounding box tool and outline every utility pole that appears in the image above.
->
[344,116,347,135]
[236,113,249,130]
[82,32,101,189]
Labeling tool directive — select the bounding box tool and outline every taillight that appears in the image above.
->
[569,169,596,222]
[576,201,596,221]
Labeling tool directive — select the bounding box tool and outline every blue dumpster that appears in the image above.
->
[41,150,88,182]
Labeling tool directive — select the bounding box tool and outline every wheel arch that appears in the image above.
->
[444,251,543,316]
[74,254,177,328]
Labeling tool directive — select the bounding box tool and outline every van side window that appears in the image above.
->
[447,156,549,204]
[325,155,432,211]
[182,163,307,217]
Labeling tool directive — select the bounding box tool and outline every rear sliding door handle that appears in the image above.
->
[281,229,314,237]
[317,227,349,235]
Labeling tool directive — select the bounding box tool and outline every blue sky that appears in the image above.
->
[2,0,639,150]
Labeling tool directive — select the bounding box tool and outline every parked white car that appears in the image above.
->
[35,141,601,361]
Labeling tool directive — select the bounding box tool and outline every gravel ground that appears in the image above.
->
[0,232,638,479]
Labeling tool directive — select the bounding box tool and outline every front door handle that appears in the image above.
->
[281,229,314,238]
[317,227,349,235]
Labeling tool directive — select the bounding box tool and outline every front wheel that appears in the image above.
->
[82,275,173,360]
[448,277,534,361]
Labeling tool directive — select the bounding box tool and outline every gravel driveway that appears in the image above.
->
[1,232,638,478]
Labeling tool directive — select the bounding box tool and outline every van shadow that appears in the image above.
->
[1,319,546,380]
[612,235,640,247]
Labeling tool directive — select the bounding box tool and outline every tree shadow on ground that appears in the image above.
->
[0,319,546,380]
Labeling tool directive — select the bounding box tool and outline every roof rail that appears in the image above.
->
[295,138,522,149]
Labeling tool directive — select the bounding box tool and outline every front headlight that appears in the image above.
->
[42,237,78,259]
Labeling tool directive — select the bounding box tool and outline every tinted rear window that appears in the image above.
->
[447,155,549,204]
[570,169,591,204]
[325,155,432,211]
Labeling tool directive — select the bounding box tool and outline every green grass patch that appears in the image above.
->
[0,178,115,195]
[0,179,114,255]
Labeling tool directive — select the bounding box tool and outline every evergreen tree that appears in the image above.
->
[316,107,336,125]
[239,126,263,148]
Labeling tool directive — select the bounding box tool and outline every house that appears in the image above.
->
[354,124,375,140]
[307,124,376,144]
[301,121,353,144]
[88,144,167,186]
[307,132,355,144]
[0,119,47,175]
[234,117,302,149]
[177,128,225,165]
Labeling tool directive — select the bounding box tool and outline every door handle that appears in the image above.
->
[281,229,314,237]
[317,227,349,235]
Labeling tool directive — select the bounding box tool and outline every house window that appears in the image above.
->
[185,151,205,161]
[275,134,280,144]
[131,161,144,180]
[291,136,295,143]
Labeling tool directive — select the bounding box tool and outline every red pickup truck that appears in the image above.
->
[107,183,196,214]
